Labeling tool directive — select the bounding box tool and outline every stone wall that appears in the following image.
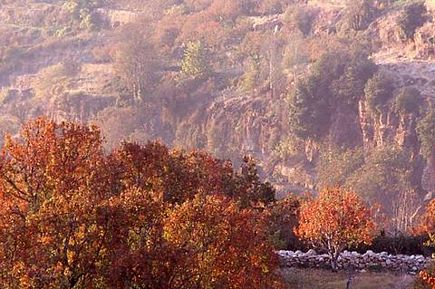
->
[278,250,433,273]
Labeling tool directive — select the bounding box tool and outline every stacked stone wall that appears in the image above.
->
[278,250,433,273]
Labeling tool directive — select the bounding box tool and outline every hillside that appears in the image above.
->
[0,0,434,230]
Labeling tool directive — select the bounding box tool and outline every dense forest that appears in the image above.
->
[0,0,434,288]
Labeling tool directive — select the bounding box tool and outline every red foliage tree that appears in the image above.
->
[163,194,285,289]
[0,117,109,288]
[295,188,376,270]
[414,200,435,289]
[0,117,282,288]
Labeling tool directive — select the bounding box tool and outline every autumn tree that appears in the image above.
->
[413,200,435,289]
[110,143,275,207]
[163,194,285,289]
[415,199,435,247]
[113,21,161,102]
[415,265,435,289]
[295,188,376,270]
[0,118,282,288]
[0,117,110,289]
[98,187,170,289]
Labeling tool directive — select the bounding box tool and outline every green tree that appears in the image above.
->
[332,52,377,107]
[239,55,261,92]
[416,110,435,160]
[394,86,423,115]
[288,74,330,140]
[316,145,364,189]
[345,0,376,31]
[397,1,427,40]
[285,5,316,36]
[288,50,376,140]
[265,195,301,250]
[64,0,102,31]
[346,146,423,219]
[181,40,211,79]
[365,72,394,114]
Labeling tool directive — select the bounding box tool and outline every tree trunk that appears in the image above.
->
[346,271,354,289]
[329,248,341,271]
[330,253,338,271]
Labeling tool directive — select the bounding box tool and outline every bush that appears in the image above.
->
[352,231,433,256]
[394,86,423,115]
[414,262,435,289]
[417,110,435,159]
[344,0,377,31]
[365,72,394,114]
[181,40,211,80]
[397,1,427,40]
[284,5,317,36]
[265,196,302,250]
[63,0,103,31]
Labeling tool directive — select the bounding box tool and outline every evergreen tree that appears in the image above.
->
[397,1,427,40]
[417,110,435,160]
[394,87,423,115]
[364,72,394,114]
[181,40,211,79]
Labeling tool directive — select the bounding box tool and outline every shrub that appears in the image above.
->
[414,262,435,289]
[365,72,394,114]
[397,1,427,40]
[417,110,435,159]
[265,195,302,250]
[181,40,211,80]
[284,5,317,36]
[357,231,432,256]
[344,0,376,31]
[394,86,423,115]
[64,0,102,31]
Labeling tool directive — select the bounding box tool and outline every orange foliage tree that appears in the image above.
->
[295,188,376,270]
[415,199,435,247]
[109,143,275,207]
[414,200,435,288]
[0,118,110,288]
[0,117,284,289]
[163,194,284,289]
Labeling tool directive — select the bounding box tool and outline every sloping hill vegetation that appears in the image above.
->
[0,0,433,234]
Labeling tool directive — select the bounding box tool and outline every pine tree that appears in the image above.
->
[181,41,210,79]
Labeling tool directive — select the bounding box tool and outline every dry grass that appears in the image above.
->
[281,268,415,289]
